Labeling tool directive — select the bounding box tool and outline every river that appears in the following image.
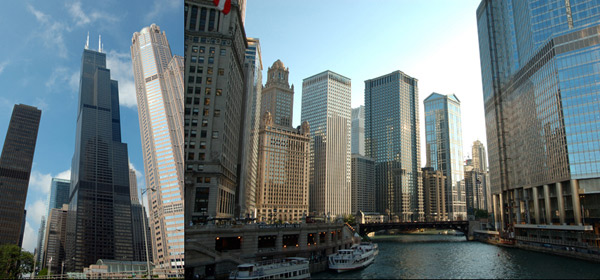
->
[313,233,600,279]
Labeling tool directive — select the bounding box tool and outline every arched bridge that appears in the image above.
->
[358,221,471,237]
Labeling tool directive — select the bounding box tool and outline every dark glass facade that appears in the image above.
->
[477,0,600,240]
[48,178,71,216]
[364,71,423,222]
[0,104,41,246]
[65,49,133,271]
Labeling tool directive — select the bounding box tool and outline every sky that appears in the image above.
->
[244,0,486,161]
[0,0,182,253]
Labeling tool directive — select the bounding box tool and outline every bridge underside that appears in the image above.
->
[359,221,470,237]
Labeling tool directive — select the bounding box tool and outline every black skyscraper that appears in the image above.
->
[65,45,133,272]
[0,104,41,246]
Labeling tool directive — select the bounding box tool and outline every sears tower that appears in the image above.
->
[66,37,134,271]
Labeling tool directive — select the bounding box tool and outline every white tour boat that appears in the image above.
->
[229,257,310,279]
[327,242,379,273]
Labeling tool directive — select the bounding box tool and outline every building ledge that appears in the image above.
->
[514,224,593,231]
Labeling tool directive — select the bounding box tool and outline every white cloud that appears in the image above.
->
[145,0,181,23]
[21,221,37,253]
[29,170,53,195]
[0,61,9,75]
[27,4,69,58]
[105,49,137,108]
[56,169,71,180]
[68,1,119,27]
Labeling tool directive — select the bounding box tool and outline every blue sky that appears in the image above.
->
[0,0,182,253]
[245,0,486,162]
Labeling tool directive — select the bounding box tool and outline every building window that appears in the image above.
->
[199,46,205,53]
[202,119,208,127]
[191,56,197,63]
[216,89,222,96]
[200,130,207,138]
[207,67,213,75]
[208,57,214,64]
[199,57,205,64]
[204,98,210,105]
[205,88,211,95]
[199,153,206,160]
[195,87,202,94]
[220,49,226,56]
[192,46,198,53]
[214,110,220,117]
[200,141,206,149]
[187,153,194,160]
[207,77,212,85]
[218,68,224,76]
[212,131,219,139]
[192,119,198,126]
[209,47,215,54]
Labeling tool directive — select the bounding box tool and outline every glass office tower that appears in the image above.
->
[424,93,465,220]
[131,24,184,274]
[365,71,423,222]
[477,0,600,244]
[65,44,133,272]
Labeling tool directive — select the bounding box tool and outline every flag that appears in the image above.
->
[213,0,232,15]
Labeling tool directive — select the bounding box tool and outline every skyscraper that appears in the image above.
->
[365,71,422,222]
[256,113,310,223]
[261,60,293,127]
[477,0,600,241]
[301,70,352,218]
[424,93,465,220]
[43,205,68,271]
[0,104,41,246]
[236,38,262,219]
[351,154,375,213]
[37,178,70,267]
[351,106,365,156]
[131,24,184,273]
[128,168,152,264]
[472,140,487,172]
[471,140,490,212]
[184,0,248,224]
[65,41,133,272]
[422,167,447,222]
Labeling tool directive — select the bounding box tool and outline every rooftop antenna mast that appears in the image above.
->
[85,31,89,49]
[98,35,102,53]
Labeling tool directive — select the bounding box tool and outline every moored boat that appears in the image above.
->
[229,257,310,279]
[327,242,379,273]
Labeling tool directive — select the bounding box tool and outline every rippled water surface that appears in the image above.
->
[314,234,600,279]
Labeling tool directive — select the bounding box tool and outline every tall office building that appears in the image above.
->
[0,104,41,246]
[255,113,310,223]
[37,178,71,267]
[65,42,133,272]
[184,0,248,225]
[365,71,423,222]
[351,106,365,156]
[35,216,46,267]
[129,168,152,263]
[261,60,293,127]
[301,70,352,218]
[464,164,485,216]
[351,154,375,213]
[477,0,600,241]
[236,38,262,219]
[43,204,68,271]
[131,24,184,273]
[422,167,447,222]
[424,93,465,220]
[472,140,487,172]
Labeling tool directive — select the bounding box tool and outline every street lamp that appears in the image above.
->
[140,187,156,278]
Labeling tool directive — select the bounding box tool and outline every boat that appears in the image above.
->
[327,242,379,273]
[229,257,310,279]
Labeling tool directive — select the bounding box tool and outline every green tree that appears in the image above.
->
[0,244,34,279]
[36,267,48,277]
[474,209,489,219]
[343,214,356,225]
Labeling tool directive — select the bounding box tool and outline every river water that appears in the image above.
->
[313,234,600,279]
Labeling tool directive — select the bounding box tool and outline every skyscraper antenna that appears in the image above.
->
[85,31,89,49]
[98,35,102,52]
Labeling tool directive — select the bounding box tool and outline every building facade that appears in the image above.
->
[351,106,365,156]
[365,71,423,222]
[131,24,184,273]
[424,93,465,220]
[37,178,71,268]
[0,104,41,246]
[260,60,293,127]
[255,113,310,223]
[301,70,352,218]
[422,167,447,222]
[65,44,134,272]
[477,0,600,246]
[128,168,152,264]
[351,154,375,213]
[43,204,68,271]
[236,38,263,219]
[184,0,248,225]
[464,164,485,217]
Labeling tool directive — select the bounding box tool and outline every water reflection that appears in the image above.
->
[314,234,600,279]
